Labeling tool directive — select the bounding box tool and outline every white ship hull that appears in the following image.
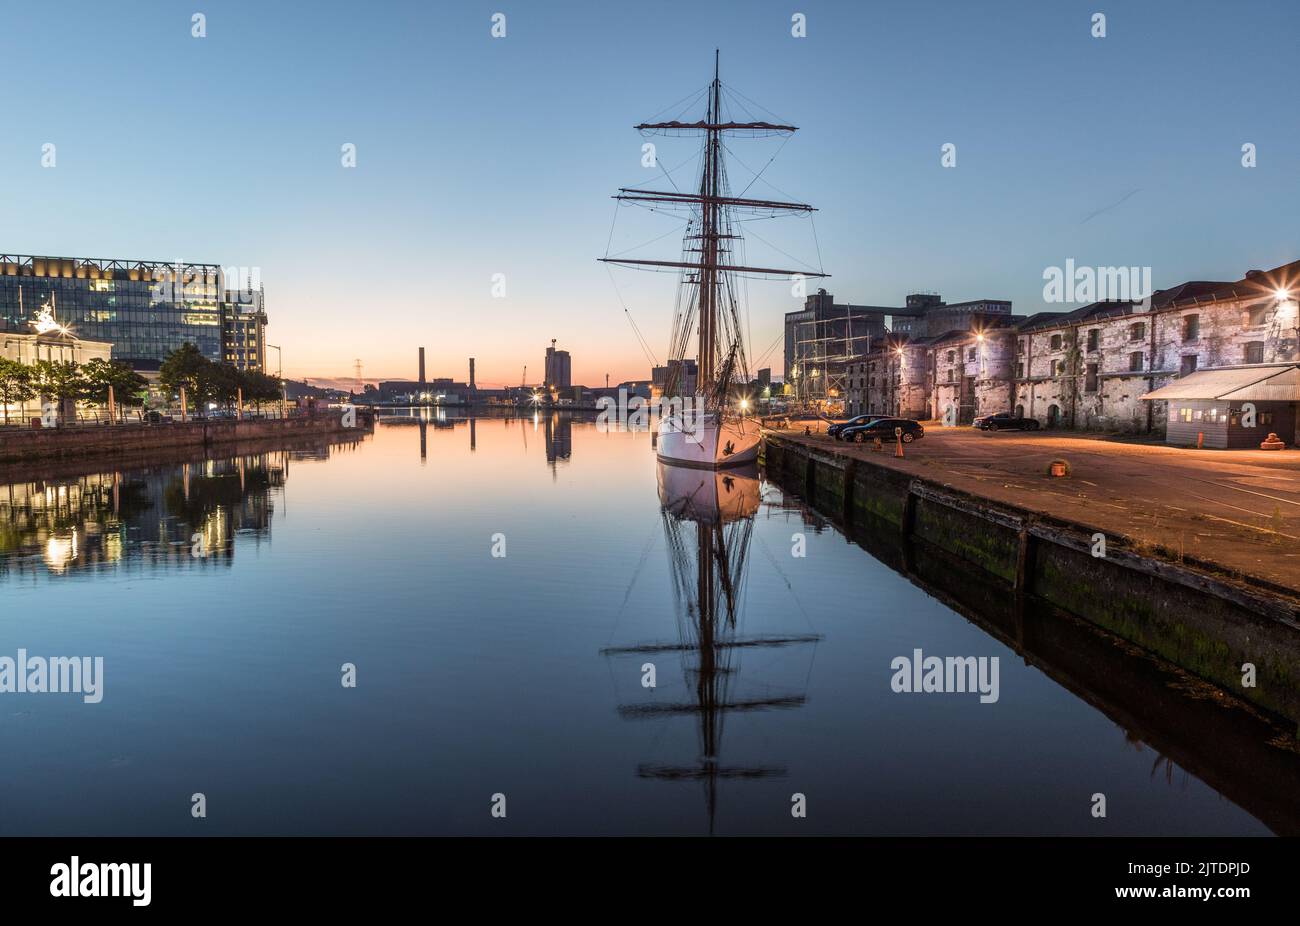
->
[657,460,760,522]
[657,411,760,469]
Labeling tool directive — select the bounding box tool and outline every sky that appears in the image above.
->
[1,0,1298,386]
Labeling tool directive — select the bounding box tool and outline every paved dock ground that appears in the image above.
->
[769,422,1300,598]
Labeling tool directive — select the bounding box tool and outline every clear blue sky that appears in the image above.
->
[1,0,1296,385]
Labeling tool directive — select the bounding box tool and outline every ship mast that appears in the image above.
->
[600,51,829,405]
[699,50,720,389]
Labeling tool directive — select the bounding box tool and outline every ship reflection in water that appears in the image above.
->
[604,463,820,833]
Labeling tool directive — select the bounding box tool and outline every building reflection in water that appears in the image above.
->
[0,452,292,580]
[543,413,571,475]
[377,407,577,474]
[604,462,821,834]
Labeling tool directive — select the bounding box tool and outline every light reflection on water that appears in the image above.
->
[0,410,1288,835]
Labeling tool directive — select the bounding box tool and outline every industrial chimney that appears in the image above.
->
[469,357,476,391]
[418,347,426,386]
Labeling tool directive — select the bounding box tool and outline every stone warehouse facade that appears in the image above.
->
[846,259,1300,435]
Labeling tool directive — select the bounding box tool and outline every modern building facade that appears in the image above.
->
[222,287,267,371]
[0,254,268,373]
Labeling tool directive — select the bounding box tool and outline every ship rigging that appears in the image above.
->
[600,51,829,468]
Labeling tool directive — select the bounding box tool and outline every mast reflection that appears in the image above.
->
[605,462,820,833]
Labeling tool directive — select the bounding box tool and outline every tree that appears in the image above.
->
[207,362,244,411]
[0,358,37,425]
[31,360,86,425]
[80,359,148,420]
[159,343,217,411]
[242,369,283,412]
[31,360,86,399]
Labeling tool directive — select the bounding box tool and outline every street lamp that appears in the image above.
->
[267,343,285,418]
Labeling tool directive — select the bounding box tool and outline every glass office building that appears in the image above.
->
[0,254,234,371]
[222,287,268,371]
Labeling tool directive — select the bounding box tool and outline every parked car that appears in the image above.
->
[828,414,878,439]
[841,417,925,444]
[973,412,1040,432]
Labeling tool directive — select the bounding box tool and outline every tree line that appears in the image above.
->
[0,343,283,424]
[157,343,283,413]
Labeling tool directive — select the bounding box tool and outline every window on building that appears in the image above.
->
[1084,363,1098,392]
[1016,362,1024,379]
[1052,359,1066,376]
[946,351,955,363]
[1129,322,1145,342]
[1244,341,1265,364]
[1182,314,1200,341]
[947,368,955,383]
[1244,305,1270,327]
[1177,407,1193,423]
[1050,334,1063,351]
[1180,354,1198,376]
[1086,329,1100,352]
[1129,351,1144,372]
[967,347,976,361]
[1016,339,1024,355]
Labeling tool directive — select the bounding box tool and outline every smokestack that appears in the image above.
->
[418,347,426,385]
[469,357,476,390]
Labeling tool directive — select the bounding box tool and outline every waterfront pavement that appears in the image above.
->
[770,422,1300,598]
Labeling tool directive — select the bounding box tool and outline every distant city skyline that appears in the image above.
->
[2,0,1297,385]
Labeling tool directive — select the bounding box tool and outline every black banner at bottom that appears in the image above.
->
[0,836,1281,912]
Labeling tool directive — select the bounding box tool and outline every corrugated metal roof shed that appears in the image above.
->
[1142,364,1300,400]
[1221,366,1300,401]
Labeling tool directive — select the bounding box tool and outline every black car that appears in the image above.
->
[841,417,925,444]
[828,414,878,439]
[973,412,1040,432]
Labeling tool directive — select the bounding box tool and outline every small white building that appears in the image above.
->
[1,328,113,421]
[2,328,112,367]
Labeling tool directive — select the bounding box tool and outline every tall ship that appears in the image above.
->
[601,51,828,469]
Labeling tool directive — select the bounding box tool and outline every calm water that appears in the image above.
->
[0,410,1290,836]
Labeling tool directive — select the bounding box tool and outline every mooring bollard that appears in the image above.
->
[1197,431,1204,449]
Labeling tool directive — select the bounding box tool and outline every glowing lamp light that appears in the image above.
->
[739,398,749,410]
[44,531,78,574]
[1275,288,1291,302]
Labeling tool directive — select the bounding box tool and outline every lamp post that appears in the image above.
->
[268,343,285,418]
